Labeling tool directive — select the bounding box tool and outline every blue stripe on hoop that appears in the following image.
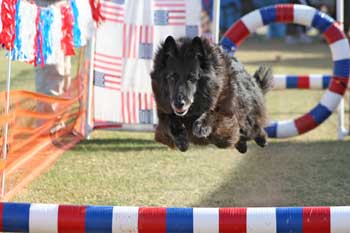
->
[333,59,350,77]
[260,5,276,25]
[2,203,30,232]
[166,208,193,233]
[286,75,298,88]
[220,37,237,54]
[85,206,113,233]
[309,103,332,124]
[276,207,303,233]
[265,122,277,138]
[311,11,334,33]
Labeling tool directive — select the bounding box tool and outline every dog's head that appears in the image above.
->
[153,36,206,116]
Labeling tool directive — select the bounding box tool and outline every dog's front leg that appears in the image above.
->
[169,116,189,152]
[193,111,214,138]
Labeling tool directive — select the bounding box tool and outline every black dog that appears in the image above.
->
[151,36,273,153]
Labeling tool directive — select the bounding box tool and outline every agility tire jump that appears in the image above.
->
[221,4,350,138]
[1,202,350,232]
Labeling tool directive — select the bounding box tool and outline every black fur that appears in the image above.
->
[151,36,273,153]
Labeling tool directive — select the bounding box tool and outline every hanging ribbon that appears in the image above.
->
[89,0,104,24]
[32,7,42,66]
[0,0,17,50]
[40,8,54,64]
[11,0,21,60]
[70,0,81,48]
[61,5,75,56]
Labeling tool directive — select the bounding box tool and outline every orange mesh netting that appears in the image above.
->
[0,47,91,200]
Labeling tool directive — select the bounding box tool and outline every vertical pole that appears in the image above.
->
[336,0,347,140]
[212,0,221,44]
[1,53,12,197]
[85,33,96,140]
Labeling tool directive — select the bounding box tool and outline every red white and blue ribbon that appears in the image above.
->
[0,203,349,233]
[220,4,350,138]
[1,0,94,65]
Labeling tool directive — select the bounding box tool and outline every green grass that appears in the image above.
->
[6,38,350,206]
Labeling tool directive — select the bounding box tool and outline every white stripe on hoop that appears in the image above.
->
[309,74,324,89]
[293,4,317,27]
[193,208,219,233]
[330,207,350,233]
[112,206,139,233]
[273,74,287,89]
[29,204,58,233]
[277,120,298,138]
[241,10,263,33]
[319,90,342,112]
[247,208,276,233]
[330,39,350,61]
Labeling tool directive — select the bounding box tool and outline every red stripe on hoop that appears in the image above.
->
[224,20,250,47]
[138,207,166,233]
[328,76,348,95]
[58,205,86,233]
[298,76,310,89]
[302,207,330,233]
[323,23,345,44]
[219,208,246,233]
[276,4,294,23]
[294,114,318,134]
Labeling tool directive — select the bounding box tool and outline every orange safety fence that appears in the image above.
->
[0,47,91,200]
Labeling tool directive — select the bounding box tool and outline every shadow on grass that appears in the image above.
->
[194,140,350,207]
[72,137,166,152]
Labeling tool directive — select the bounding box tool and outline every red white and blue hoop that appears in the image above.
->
[220,4,350,138]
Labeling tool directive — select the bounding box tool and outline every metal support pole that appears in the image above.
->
[85,33,96,140]
[1,53,12,197]
[212,0,221,44]
[336,0,348,140]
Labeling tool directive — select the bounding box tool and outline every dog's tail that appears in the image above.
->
[253,65,274,95]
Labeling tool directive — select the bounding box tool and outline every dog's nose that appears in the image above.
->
[174,94,186,109]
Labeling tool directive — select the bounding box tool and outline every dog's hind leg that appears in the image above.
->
[254,127,268,148]
[235,129,249,154]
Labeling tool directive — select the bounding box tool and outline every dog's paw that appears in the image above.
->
[235,141,247,154]
[174,134,189,152]
[255,136,267,148]
[193,120,212,138]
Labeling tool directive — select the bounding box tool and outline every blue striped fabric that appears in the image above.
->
[166,208,193,233]
[2,203,30,233]
[311,11,334,33]
[309,104,332,124]
[259,5,276,25]
[265,122,278,138]
[276,207,303,233]
[85,206,113,233]
[333,59,350,77]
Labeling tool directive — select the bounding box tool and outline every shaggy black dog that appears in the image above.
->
[150,36,273,153]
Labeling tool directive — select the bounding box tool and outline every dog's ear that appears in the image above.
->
[164,36,177,57]
[191,36,205,58]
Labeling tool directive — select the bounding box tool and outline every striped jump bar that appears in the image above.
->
[273,74,332,89]
[1,203,350,233]
[220,4,350,138]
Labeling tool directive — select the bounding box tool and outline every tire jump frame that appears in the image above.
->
[221,4,350,138]
[1,202,350,233]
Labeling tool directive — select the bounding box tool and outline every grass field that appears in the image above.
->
[2,38,350,207]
